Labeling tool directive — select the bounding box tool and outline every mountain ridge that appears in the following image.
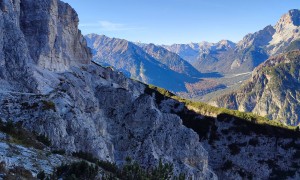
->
[85,33,209,93]
[163,9,300,74]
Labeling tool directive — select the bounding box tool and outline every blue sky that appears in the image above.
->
[63,0,300,45]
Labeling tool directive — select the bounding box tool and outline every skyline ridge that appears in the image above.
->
[62,0,300,44]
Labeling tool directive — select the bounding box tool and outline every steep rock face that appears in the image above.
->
[0,0,216,178]
[0,0,36,91]
[268,9,300,54]
[85,34,202,92]
[237,25,275,50]
[20,0,91,72]
[214,50,300,126]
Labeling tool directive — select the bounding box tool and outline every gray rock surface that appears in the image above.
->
[0,63,216,179]
[20,0,91,72]
[158,98,300,179]
[0,0,216,179]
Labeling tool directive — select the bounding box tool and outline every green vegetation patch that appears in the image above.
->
[145,84,299,133]
[37,157,183,180]
[52,161,99,180]
[41,100,56,111]
[0,120,49,149]
[286,39,300,52]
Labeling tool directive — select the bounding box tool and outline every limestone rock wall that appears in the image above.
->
[20,0,91,71]
[0,0,216,179]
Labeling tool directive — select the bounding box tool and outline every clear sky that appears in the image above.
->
[62,0,300,45]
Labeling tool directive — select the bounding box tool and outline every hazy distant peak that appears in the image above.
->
[236,25,275,50]
[85,33,107,39]
[216,40,236,49]
[134,41,148,47]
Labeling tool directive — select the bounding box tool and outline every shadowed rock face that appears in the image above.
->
[0,0,36,91]
[0,0,216,178]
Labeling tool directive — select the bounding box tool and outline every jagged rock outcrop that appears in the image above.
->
[237,25,275,51]
[268,9,300,54]
[144,88,300,179]
[0,0,216,178]
[214,50,300,126]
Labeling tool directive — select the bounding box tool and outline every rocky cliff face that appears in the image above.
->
[268,9,300,55]
[0,0,91,93]
[0,63,216,178]
[214,50,300,126]
[0,0,35,92]
[0,0,216,178]
[20,0,91,72]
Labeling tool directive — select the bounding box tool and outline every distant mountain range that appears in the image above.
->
[85,34,223,93]
[210,10,300,126]
[164,9,300,74]
[85,9,300,127]
[86,9,300,98]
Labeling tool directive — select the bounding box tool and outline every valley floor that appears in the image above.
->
[178,72,252,102]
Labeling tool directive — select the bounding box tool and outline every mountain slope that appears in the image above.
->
[85,34,203,92]
[139,43,202,77]
[146,85,300,179]
[214,50,300,126]
[0,0,216,178]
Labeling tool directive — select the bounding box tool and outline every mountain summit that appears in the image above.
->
[268,9,300,54]
[280,9,300,26]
